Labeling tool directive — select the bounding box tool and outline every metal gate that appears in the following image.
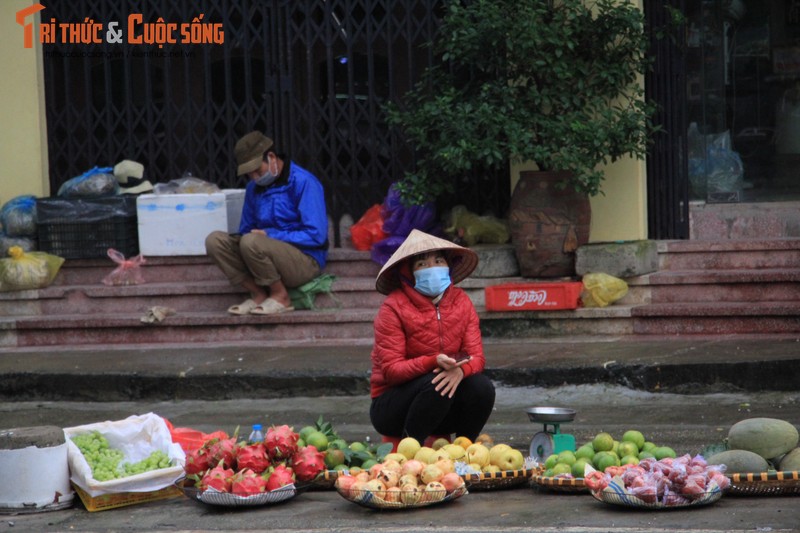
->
[644,0,689,239]
[41,0,509,246]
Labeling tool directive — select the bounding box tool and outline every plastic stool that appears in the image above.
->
[381,435,401,452]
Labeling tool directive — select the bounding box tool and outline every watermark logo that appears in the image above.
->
[507,289,549,307]
[16,3,45,49]
[15,4,224,48]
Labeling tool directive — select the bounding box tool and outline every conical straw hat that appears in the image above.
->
[375,229,478,295]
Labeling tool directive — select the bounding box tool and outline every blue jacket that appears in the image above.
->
[238,162,328,269]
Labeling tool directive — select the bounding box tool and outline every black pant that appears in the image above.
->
[370,372,496,443]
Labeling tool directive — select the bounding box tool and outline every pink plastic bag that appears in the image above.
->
[102,248,146,286]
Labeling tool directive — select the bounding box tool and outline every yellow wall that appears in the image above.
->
[0,0,49,207]
[510,156,648,243]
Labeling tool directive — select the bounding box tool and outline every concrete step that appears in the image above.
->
[658,238,800,270]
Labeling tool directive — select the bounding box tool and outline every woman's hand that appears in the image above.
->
[250,229,266,235]
[432,366,464,398]
[436,352,470,371]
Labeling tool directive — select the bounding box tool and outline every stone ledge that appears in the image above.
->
[576,240,658,278]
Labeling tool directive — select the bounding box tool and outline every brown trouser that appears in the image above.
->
[205,231,320,289]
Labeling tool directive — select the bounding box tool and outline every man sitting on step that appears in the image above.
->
[205,131,328,315]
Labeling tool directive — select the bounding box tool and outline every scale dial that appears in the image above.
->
[530,431,554,462]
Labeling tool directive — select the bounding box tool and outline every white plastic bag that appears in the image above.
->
[63,413,185,497]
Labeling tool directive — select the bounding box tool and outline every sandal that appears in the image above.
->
[250,298,295,315]
[228,298,258,315]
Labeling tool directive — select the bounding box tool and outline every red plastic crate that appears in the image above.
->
[484,282,583,311]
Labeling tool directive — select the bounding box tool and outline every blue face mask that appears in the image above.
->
[414,266,451,297]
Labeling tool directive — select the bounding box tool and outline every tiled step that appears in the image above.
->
[0,306,639,348]
[658,239,800,271]
[631,301,800,334]
[52,249,381,286]
[643,269,800,303]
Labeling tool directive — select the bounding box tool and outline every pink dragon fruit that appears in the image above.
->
[184,447,212,476]
[198,462,234,493]
[236,442,271,474]
[264,425,299,461]
[206,435,238,470]
[230,468,268,496]
[265,464,296,492]
[290,445,326,481]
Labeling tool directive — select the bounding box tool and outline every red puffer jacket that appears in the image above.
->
[370,281,485,398]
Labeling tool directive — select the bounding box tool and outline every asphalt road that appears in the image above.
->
[2,384,799,532]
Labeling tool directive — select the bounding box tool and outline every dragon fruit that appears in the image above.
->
[184,447,212,476]
[236,442,271,474]
[265,464,296,492]
[198,462,234,493]
[206,435,238,470]
[264,425,299,461]
[230,468,268,496]
[290,445,326,481]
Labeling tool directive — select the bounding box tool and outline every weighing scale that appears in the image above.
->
[526,407,577,462]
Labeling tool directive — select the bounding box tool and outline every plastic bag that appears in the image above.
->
[580,272,629,308]
[370,183,441,265]
[0,246,64,292]
[58,166,119,198]
[63,413,186,497]
[102,248,146,286]
[444,205,509,246]
[288,274,340,310]
[0,195,37,237]
[153,174,221,194]
[350,204,387,251]
[687,124,743,197]
[0,232,35,258]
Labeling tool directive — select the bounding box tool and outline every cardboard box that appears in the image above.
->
[136,189,245,255]
[73,483,182,512]
[485,282,583,311]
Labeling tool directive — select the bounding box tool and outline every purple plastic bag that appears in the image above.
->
[370,184,442,265]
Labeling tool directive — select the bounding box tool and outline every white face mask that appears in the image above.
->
[254,157,278,187]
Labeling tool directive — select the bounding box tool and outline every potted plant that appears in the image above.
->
[385,0,657,276]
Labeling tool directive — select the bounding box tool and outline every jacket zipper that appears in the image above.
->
[435,303,443,353]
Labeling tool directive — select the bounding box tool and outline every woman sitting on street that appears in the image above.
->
[369,229,496,445]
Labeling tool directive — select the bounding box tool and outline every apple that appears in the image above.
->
[465,443,491,467]
[420,463,444,484]
[397,437,421,460]
[493,447,525,471]
[488,443,512,466]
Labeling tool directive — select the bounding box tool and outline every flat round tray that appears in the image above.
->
[525,407,576,424]
[461,468,534,491]
[176,479,298,507]
[530,474,588,493]
[336,483,467,510]
[726,470,800,496]
[591,478,723,510]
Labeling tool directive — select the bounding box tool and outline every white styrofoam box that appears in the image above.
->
[136,189,245,256]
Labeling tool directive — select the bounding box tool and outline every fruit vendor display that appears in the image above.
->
[541,429,676,477]
[296,416,393,472]
[334,455,464,506]
[184,424,326,496]
[707,417,800,473]
[71,430,174,481]
[585,454,731,506]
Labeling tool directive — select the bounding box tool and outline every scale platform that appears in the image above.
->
[526,407,577,463]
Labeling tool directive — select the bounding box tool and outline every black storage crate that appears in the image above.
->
[36,196,139,259]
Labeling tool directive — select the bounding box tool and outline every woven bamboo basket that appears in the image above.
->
[530,474,588,493]
[461,468,534,491]
[727,470,800,496]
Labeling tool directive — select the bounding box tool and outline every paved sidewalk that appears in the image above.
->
[2,334,799,401]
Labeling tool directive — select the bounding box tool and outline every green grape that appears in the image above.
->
[73,432,172,480]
